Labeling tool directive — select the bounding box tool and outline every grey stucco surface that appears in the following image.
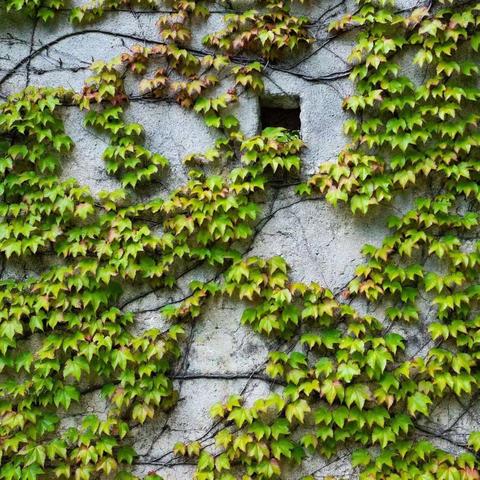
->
[2,1,479,478]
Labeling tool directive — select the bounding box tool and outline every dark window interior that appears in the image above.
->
[260,96,301,132]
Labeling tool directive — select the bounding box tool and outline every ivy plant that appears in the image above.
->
[1,0,480,479]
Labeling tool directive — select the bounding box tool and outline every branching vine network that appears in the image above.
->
[0,0,480,479]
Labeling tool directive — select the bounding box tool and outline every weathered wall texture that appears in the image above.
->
[1,1,478,478]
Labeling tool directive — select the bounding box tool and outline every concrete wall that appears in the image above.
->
[1,1,478,478]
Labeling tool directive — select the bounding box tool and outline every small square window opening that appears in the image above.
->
[260,95,301,133]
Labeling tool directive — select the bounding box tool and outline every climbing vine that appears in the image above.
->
[1,0,480,479]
